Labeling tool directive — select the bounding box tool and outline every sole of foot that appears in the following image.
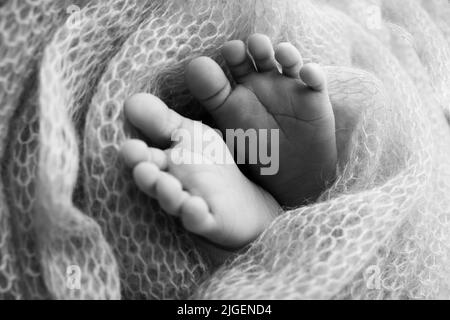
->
[185,34,337,207]
[120,93,281,249]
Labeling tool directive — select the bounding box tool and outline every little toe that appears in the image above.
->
[133,162,161,197]
[275,42,303,79]
[124,93,183,148]
[247,34,277,73]
[180,196,217,236]
[155,172,189,216]
[299,63,327,92]
[222,40,254,82]
[185,56,233,113]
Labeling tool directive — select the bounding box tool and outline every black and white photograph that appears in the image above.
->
[0,0,449,307]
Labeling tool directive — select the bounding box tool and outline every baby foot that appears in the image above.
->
[186,34,337,207]
[120,94,281,249]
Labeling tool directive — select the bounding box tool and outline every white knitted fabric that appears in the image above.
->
[1,0,450,300]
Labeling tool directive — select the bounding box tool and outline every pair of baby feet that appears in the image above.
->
[120,34,337,250]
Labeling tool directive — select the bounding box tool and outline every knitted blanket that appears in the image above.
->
[1,0,450,300]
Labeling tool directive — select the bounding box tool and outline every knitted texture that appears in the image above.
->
[0,0,449,299]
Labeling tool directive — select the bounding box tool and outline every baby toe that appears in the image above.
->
[155,172,188,216]
[120,139,150,168]
[133,162,161,197]
[222,40,254,82]
[300,63,327,92]
[185,57,232,112]
[248,34,277,73]
[275,42,303,79]
[180,196,216,236]
[148,147,169,170]
[124,93,183,148]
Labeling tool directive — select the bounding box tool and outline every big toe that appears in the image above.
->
[185,57,232,113]
[186,56,261,131]
[124,93,186,148]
